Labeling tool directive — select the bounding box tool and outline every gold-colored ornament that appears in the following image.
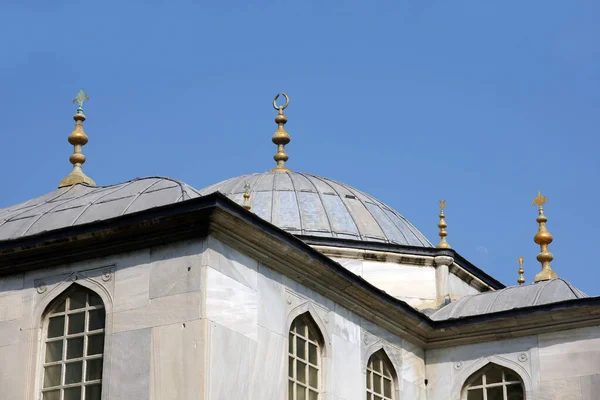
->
[242,182,252,211]
[58,89,96,188]
[436,199,451,249]
[532,191,557,282]
[517,256,525,286]
[271,93,292,173]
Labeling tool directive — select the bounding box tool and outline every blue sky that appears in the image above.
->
[1,1,598,294]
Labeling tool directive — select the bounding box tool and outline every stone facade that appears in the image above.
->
[0,236,426,399]
[0,198,598,399]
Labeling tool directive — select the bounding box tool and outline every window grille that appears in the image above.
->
[41,287,106,400]
[462,364,525,400]
[366,350,395,400]
[288,314,321,400]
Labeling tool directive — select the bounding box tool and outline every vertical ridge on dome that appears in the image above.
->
[198,172,432,247]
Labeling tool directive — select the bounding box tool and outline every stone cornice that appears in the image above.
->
[0,193,598,349]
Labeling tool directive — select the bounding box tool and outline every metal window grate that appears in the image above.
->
[366,351,394,400]
[464,365,524,400]
[288,315,321,400]
[41,288,106,400]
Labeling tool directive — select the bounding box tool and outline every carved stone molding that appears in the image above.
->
[35,281,47,294]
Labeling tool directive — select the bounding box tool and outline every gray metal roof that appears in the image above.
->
[199,172,432,247]
[0,177,200,241]
[430,278,588,321]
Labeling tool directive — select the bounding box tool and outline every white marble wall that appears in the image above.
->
[332,257,438,309]
[447,273,479,299]
[0,235,424,400]
[204,236,425,400]
[426,326,600,400]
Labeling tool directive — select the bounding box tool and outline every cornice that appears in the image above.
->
[0,193,598,349]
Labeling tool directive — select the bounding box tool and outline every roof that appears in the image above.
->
[1,191,599,349]
[0,177,200,241]
[430,278,588,321]
[199,172,432,247]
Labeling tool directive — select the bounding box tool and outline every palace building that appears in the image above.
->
[0,90,598,400]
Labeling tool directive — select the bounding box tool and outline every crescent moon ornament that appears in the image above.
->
[273,92,289,111]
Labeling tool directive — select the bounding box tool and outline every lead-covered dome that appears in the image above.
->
[200,172,432,247]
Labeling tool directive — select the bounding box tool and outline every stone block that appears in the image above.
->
[0,273,24,292]
[109,328,152,400]
[206,267,257,340]
[0,341,27,399]
[330,335,362,399]
[150,320,205,400]
[361,262,436,302]
[0,319,21,347]
[0,292,21,322]
[581,374,600,400]
[205,237,258,289]
[536,377,581,400]
[113,251,152,313]
[113,291,202,333]
[539,326,600,381]
[207,322,255,400]
[257,264,284,335]
[332,304,361,345]
[149,241,204,299]
[250,326,286,400]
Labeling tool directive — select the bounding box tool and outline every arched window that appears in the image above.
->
[366,350,396,400]
[288,313,322,400]
[462,363,525,400]
[41,286,106,400]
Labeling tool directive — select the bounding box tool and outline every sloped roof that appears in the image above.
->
[0,177,200,241]
[200,171,432,247]
[430,278,587,321]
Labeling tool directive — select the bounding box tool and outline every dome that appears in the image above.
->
[199,172,432,247]
[0,177,200,241]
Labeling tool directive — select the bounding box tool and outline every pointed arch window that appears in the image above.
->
[462,364,525,400]
[288,313,322,400]
[41,286,106,400]
[366,350,396,400]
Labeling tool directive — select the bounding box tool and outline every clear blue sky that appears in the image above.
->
[1,1,598,294]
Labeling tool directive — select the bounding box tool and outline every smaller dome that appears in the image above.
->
[0,177,200,241]
[200,172,432,247]
[430,278,587,320]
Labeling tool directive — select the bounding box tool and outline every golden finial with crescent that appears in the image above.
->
[271,92,292,172]
[273,92,289,114]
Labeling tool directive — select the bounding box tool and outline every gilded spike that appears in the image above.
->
[243,182,252,211]
[436,200,451,249]
[532,191,557,282]
[58,89,96,188]
[271,93,292,173]
[517,256,525,286]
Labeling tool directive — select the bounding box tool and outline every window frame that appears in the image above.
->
[461,363,525,400]
[288,313,324,400]
[38,285,107,400]
[366,349,397,400]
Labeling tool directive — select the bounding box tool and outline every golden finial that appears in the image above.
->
[271,93,292,173]
[517,256,525,286]
[532,191,557,282]
[436,200,451,249]
[58,89,96,188]
[242,182,252,211]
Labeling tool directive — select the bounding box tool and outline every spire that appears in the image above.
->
[532,191,558,282]
[517,256,525,286]
[271,93,292,173]
[58,89,96,188]
[436,200,451,249]
[242,182,252,211]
